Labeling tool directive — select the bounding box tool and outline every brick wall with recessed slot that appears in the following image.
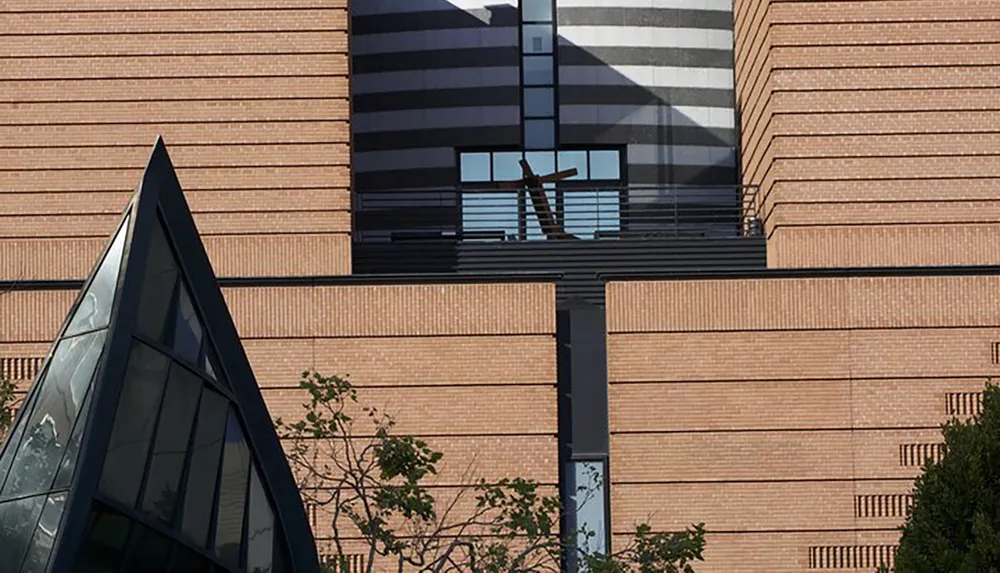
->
[0,282,559,555]
[606,274,1000,572]
[0,0,351,280]
[734,0,1000,268]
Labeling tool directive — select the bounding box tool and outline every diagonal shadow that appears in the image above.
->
[350,0,742,270]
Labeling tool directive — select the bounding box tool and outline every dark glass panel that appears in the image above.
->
[3,330,107,497]
[120,523,172,573]
[74,509,132,573]
[137,219,180,343]
[0,494,46,567]
[167,544,214,573]
[65,215,130,337]
[246,466,275,573]
[52,389,92,489]
[20,491,68,572]
[180,389,229,547]
[141,365,203,525]
[99,343,171,507]
[213,408,251,567]
[523,87,554,119]
[523,55,553,86]
[524,119,555,149]
[171,284,204,365]
[271,538,290,573]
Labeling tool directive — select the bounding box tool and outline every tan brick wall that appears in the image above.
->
[607,275,999,572]
[1,281,559,551]
[733,0,1000,268]
[0,1,351,279]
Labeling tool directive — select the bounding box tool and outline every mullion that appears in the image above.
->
[132,332,236,403]
[91,495,232,572]
[133,362,176,514]
[169,383,206,532]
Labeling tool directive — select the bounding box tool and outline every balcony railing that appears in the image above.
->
[355,184,762,243]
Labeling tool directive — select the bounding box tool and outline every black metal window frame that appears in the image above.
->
[456,148,627,240]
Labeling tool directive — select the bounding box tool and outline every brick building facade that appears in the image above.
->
[2,0,1000,571]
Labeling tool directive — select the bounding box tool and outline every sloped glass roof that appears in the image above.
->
[0,139,317,573]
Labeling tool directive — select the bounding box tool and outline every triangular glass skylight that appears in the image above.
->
[0,139,317,573]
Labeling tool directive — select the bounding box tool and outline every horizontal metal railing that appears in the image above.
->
[355,184,762,242]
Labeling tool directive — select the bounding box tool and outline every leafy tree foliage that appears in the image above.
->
[276,371,706,573]
[894,382,1000,573]
[0,377,17,437]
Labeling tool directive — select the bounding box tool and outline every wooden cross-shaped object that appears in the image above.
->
[496,158,579,240]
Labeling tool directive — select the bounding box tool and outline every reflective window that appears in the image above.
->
[64,215,130,337]
[522,24,553,54]
[0,494,46,566]
[3,330,107,497]
[589,150,621,180]
[246,466,275,573]
[558,151,588,180]
[121,523,172,573]
[171,284,204,365]
[460,153,491,183]
[458,150,623,241]
[523,56,553,86]
[521,0,551,22]
[523,151,555,177]
[524,119,555,150]
[181,389,229,548]
[567,461,608,560]
[52,390,92,489]
[20,492,67,571]
[75,508,132,572]
[136,220,180,343]
[201,344,223,384]
[141,365,203,525]
[0,386,39,485]
[492,152,523,182]
[99,343,171,507]
[213,408,251,567]
[523,88,554,119]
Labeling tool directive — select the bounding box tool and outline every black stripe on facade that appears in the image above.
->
[354,125,521,152]
[559,45,733,69]
[353,47,519,74]
[353,87,522,113]
[556,7,733,30]
[352,7,520,35]
[627,163,737,186]
[560,124,737,147]
[354,205,460,232]
[559,85,734,109]
[354,167,457,190]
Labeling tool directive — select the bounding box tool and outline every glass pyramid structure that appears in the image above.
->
[0,139,319,573]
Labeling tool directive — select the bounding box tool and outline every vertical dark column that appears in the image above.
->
[557,297,610,569]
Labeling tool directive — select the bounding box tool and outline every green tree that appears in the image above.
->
[894,382,1000,573]
[276,371,706,573]
[0,377,17,437]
